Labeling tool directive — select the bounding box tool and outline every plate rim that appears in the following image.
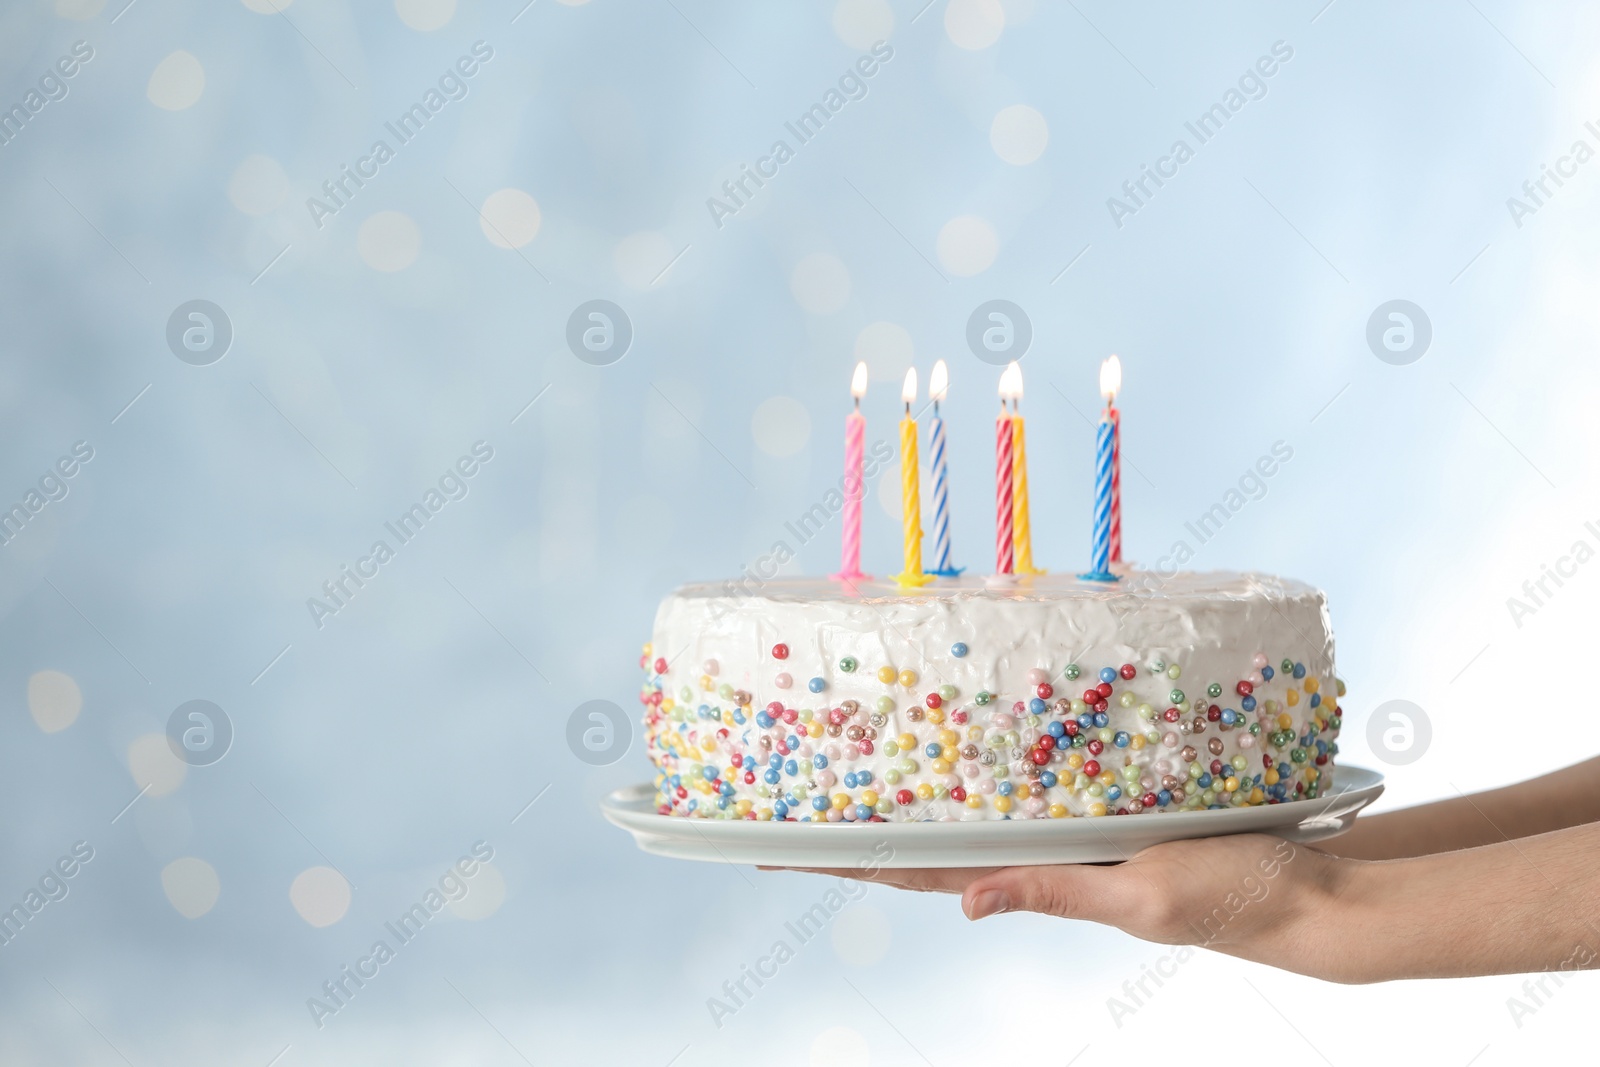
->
[602,764,1385,838]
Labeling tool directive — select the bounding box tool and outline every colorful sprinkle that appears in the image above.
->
[641,641,1341,822]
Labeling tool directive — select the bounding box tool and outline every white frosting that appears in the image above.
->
[642,570,1342,822]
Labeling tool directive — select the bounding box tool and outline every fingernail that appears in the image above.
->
[966,889,1010,920]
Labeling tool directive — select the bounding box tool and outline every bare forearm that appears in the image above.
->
[810,819,1600,985]
[1318,821,1600,982]
[1325,755,1600,860]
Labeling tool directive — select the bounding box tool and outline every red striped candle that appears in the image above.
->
[1109,407,1121,564]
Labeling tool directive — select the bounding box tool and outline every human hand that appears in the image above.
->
[788,834,1351,979]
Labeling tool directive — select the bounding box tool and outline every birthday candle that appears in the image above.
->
[926,360,962,577]
[994,370,1014,575]
[894,368,932,587]
[1006,362,1043,576]
[1107,355,1123,565]
[1082,357,1119,582]
[833,362,870,582]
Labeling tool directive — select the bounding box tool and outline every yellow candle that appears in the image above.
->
[1004,362,1045,575]
[894,368,932,588]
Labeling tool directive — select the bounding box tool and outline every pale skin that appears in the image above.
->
[783,756,1600,983]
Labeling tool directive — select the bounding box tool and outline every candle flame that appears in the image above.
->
[901,367,918,405]
[850,361,869,399]
[1100,355,1122,401]
[929,359,949,402]
[999,361,1022,403]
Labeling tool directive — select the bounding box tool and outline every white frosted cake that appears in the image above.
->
[639,571,1343,822]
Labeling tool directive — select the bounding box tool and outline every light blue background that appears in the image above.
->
[2,0,1596,1063]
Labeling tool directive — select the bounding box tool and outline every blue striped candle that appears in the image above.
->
[927,360,963,577]
[1081,410,1118,582]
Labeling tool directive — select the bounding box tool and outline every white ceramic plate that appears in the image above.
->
[603,766,1384,868]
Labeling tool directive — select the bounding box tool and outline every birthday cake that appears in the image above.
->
[639,571,1343,821]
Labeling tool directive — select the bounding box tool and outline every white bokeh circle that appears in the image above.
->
[290,867,352,928]
[128,733,187,796]
[147,51,206,111]
[936,215,999,276]
[614,230,678,290]
[448,862,506,920]
[228,154,290,216]
[830,903,891,966]
[478,188,542,249]
[790,253,851,315]
[395,0,455,31]
[832,0,894,51]
[810,1026,870,1067]
[751,396,813,458]
[853,321,914,384]
[358,211,421,272]
[28,669,82,733]
[55,0,106,18]
[990,104,1049,165]
[946,0,1005,49]
[1001,0,1036,23]
[161,857,220,919]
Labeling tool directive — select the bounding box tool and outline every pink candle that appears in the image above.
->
[833,362,870,582]
[995,371,1014,575]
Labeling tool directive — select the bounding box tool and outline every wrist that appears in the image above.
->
[1296,852,1388,983]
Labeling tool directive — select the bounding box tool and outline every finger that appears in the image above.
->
[961,863,1137,921]
[765,866,998,894]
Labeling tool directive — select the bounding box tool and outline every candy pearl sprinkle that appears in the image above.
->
[640,646,1339,823]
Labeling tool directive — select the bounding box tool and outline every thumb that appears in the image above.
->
[961,864,1132,921]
